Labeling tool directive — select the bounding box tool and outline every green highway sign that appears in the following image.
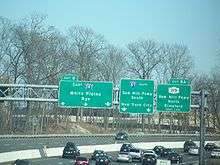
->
[58,80,113,109]
[119,79,154,114]
[61,74,78,81]
[169,78,190,85]
[157,84,191,112]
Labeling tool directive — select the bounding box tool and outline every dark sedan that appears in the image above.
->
[142,153,157,165]
[95,155,111,165]
[153,146,165,157]
[205,143,217,151]
[91,150,106,160]
[62,142,80,159]
[183,140,197,152]
[167,152,183,164]
[115,132,128,140]
[161,148,175,158]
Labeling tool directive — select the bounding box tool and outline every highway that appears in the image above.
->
[1,150,220,165]
[0,134,220,153]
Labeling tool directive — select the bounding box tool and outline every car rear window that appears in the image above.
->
[76,157,87,161]
[143,154,155,159]
[130,149,139,152]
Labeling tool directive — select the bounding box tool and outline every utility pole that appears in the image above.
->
[199,89,207,165]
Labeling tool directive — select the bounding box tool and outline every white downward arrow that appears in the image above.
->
[121,107,127,111]
[105,102,111,106]
[61,102,65,105]
[84,102,88,106]
[146,108,151,112]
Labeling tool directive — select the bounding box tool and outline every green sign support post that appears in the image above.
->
[157,84,191,112]
[59,80,113,109]
[119,79,154,114]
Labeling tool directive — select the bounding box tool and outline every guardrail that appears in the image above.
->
[0,133,219,138]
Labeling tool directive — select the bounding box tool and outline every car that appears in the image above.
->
[115,131,128,140]
[205,143,217,151]
[183,140,197,152]
[91,150,106,160]
[142,149,158,158]
[188,146,199,155]
[141,153,157,165]
[153,146,165,157]
[161,148,175,158]
[95,155,111,165]
[120,143,135,152]
[62,142,80,159]
[12,159,31,165]
[129,148,143,161]
[167,152,183,164]
[75,156,89,165]
[116,152,132,163]
[210,148,220,158]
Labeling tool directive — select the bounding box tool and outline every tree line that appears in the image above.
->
[0,14,219,134]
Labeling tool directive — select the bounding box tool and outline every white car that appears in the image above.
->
[143,149,158,158]
[188,146,199,155]
[117,152,132,162]
[211,148,220,158]
[129,148,142,161]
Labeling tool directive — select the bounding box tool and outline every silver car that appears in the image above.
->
[211,148,220,158]
[117,152,132,162]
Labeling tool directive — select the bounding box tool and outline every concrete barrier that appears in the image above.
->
[0,149,41,163]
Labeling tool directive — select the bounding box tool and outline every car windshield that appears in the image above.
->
[130,149,139,152]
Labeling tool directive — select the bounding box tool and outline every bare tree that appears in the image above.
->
[126,39,162,132]
[67,26,106,122]
[156,43,194,133]
[96,45,126,130]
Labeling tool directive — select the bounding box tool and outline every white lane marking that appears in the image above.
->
[58,162,63,164]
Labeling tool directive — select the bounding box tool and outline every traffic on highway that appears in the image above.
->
[3,133,219,165]
[0,1,220,165]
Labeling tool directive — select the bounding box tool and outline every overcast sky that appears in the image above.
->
[1,0,220,73]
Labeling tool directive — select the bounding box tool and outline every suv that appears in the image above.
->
[120,143,135,152]
[153,146,165,157]
[62,142,80,159]
[183,140,197,152]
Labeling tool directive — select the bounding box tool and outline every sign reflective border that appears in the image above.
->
[157,84,191,112]
[58,80,113,109]
[119,79,154,114]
